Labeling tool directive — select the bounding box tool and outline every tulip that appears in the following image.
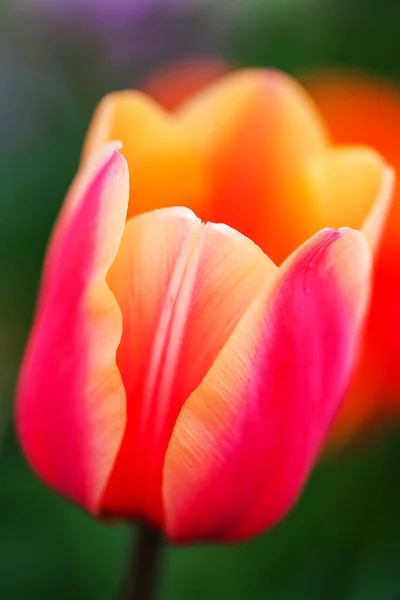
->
[304,71,400,440]
[17,70,393,544]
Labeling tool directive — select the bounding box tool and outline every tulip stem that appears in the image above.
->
[123,522,164,600]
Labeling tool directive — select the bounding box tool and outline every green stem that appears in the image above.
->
[122,522,164,600]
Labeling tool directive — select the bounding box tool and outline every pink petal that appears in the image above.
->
[163,228,372,542]
[16,145,129,513]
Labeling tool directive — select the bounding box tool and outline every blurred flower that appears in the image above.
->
[17,71,391,543]
[305,71,400,441]
[11,0,236,90]
[142,56,231,111]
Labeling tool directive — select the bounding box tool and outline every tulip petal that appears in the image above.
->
[306,71,400,243]
[164,228,371,542]
[16,146,129,513]
[102,207,277,526]
[361,165,394,253]
[178,69,328,263]
[82,91,207,220]
[296,146,394,249]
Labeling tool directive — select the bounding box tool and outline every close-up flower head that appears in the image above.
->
[16,69,393,542]
[2,1,400,599]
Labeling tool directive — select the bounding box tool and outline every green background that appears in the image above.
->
[1,0,400,598]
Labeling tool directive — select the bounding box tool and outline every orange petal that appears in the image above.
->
[102,207,277,526]
[295,146,394,249]
[178,68,329,264]
[82,91,208,220]
[164,228,371,542]
[16,145,129,513]
[361,165,394,253]
[306,71,400,242]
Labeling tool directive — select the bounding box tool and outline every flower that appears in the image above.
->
[305,71,400,440]
[17,70,392,543]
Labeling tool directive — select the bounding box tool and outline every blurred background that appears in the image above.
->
[1,0,400,598]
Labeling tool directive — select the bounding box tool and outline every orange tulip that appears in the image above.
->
[17,70,393,543]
